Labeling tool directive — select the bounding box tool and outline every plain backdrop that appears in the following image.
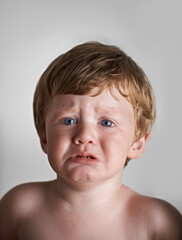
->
[0,0,182,212]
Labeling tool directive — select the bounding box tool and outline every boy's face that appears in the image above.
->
[41,89,147,185]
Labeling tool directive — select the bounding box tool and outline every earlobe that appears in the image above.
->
[127,132,150,159]
[38,130,48,154]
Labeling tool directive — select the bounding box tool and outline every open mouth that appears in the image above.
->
[76,156,95,159]
[70,153,98,164]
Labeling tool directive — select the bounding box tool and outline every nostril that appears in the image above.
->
[73,136,94,145]
[73,138,85,145]
[72,128,97,145]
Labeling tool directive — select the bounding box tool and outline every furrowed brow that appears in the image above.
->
[95,106,121,115]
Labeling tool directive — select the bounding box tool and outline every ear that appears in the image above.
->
[127,132,150,159]
[38,129,48,154]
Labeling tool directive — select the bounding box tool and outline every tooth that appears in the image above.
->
[76,156,93,159]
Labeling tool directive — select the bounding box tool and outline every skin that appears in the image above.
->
[0,89,182,240]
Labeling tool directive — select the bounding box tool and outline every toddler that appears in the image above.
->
[0,41,181,239]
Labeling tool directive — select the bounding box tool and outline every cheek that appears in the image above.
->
[46,132,72,174]
[46,130,70,159]
[100,129,134,157]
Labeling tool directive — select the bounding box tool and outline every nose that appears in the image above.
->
[72,123,97,146]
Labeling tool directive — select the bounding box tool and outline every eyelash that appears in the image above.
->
[62,118,77,125]
[101,119,115,127]
[60,118,115,128]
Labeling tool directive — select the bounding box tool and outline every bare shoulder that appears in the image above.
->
[0,181,53,240]
[123,186,182,239]
[0,181,52,213]
[131,191,182,239]
[146,197,182,239]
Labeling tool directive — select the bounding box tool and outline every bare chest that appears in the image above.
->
[18,209,147,240]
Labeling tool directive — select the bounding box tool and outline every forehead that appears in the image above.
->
[47,88,134,116]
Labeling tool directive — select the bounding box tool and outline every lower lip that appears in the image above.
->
[70,157,99,164]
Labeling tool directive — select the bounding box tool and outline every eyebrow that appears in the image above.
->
[52,105,122,119]
[95,106,121,114]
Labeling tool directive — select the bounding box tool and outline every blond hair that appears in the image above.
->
[33,41,156,147]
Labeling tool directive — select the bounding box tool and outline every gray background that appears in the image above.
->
[1,0,182,212]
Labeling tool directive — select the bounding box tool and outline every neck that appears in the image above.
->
[53,174,126,211]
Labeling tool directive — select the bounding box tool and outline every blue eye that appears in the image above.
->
[63,118,77,125]
[101,119,114,127]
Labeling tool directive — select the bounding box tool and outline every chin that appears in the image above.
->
[66,165,99,182]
